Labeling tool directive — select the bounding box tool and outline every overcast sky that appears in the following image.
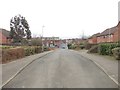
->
[0,0,119,39]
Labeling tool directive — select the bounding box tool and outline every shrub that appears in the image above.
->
[35,46,42,53]
[43,46,50,51]
[68,44,79,50]
[117,41,120,47]
[2,48,25,63]
[0,49,2,64]
[24,48,30,56]
[70,45,77,49]
[0,46,15,49]
[80,45,85,49]
[24,47,35,56]
[112,47,120,60]
[98,43,118,55]
[30,38,42,46]
[21,39,29,45]
[2,46,43,63]
[67,44,72,49]
[30,47,35,55]
[24,46,42,56]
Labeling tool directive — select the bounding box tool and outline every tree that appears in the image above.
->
[30,38,42,46]
[10,14,31,43]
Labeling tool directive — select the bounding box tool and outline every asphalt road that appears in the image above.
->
[3,49,118,88]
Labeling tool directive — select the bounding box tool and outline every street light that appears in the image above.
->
[42,25,45,52]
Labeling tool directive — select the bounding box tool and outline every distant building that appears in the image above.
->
[42,37,59,40]
[67,38,87,45]
[0,28,12,45]
[43,38,68,49]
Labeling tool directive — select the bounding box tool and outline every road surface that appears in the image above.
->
[3,49,118,88]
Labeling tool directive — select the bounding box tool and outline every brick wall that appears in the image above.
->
[0,32,7,44]
[88,38,93,44]
[114,26,120,42]
[97,35,114,43]
[0,32,12,44]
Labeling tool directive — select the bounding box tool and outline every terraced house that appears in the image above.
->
[97,21,120,43]
[88,21,120,44]
[0,28,12,45]
[88,33,100,44]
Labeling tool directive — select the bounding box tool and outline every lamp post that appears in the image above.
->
[42,25,45,52]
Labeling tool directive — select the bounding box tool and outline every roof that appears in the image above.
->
[98,26,117,36]
[0,28,10,37]
[98,21,120,37]
[117,21,120,27]
[89,33,100,39]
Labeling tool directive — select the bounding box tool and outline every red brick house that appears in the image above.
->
[67,38,87,45]
[43,39,66,48]
[0,28,12,45]
[97,22,120,43]
[88,33,100,44]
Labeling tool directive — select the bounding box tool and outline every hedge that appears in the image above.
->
[24,46,42,56]
[2,46,43,63]
[0,46,16,49]
[2,47,25,63]
[43,46,50,51]
[98,43,118,55]
[35,46,42,53]
[24,47,35,56]
[112,47,120,60]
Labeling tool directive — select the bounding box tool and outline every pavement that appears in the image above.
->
[78,49,119,85]
[2,49,118,88]
[2,50,53,87]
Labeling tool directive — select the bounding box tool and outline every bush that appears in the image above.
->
[2,48,25,63]
[71,45,77,49]
[21,39,29,45]
[30,38,42,46]
[117,41,120,47]
[43,46,50,51]
[24,48,30,56]
[0,46,15,49]
[67,44,72,49]
[35,46,42,53]
[24,46,42,56]
[80,45,85,49]
[98,43,118,55]
[24,47,35,56]
[112,47,120,60]
[2,46,43,63]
